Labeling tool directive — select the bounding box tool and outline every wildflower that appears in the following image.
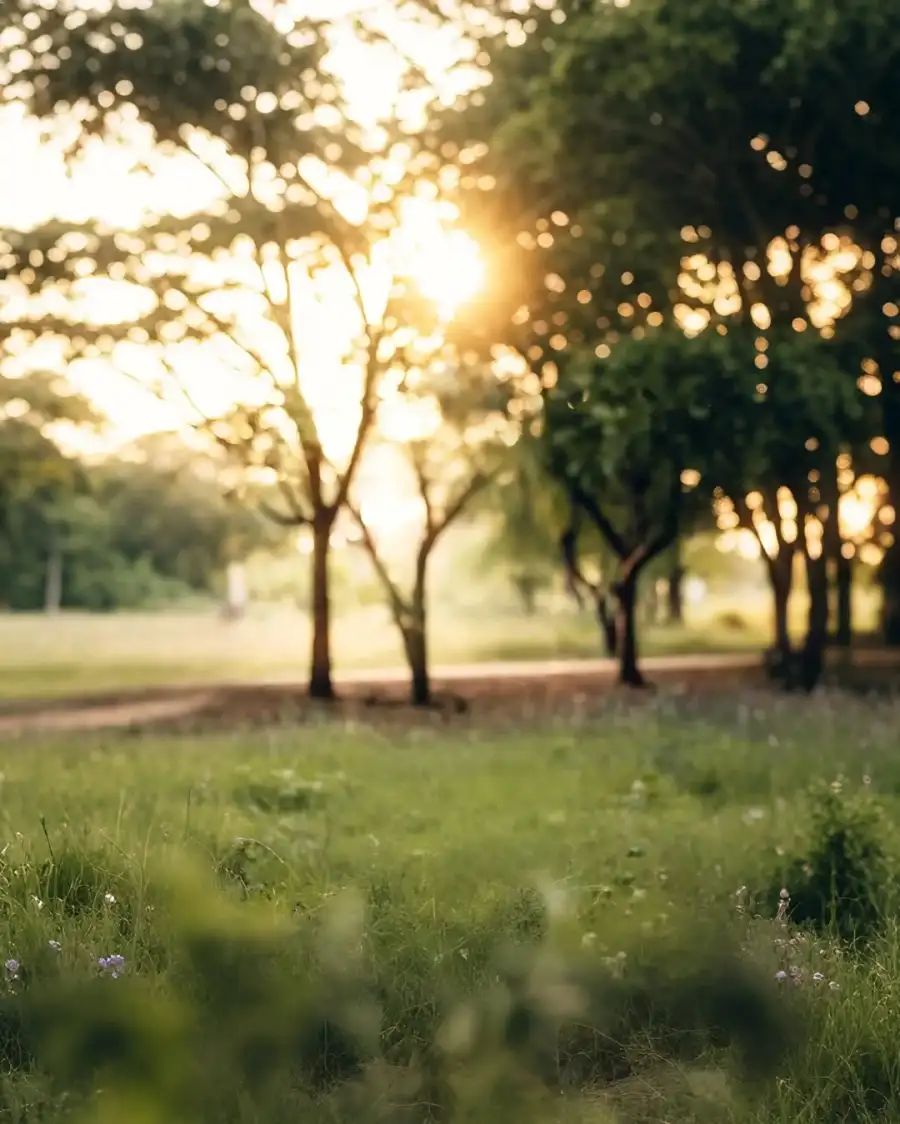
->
[776,888,790,924]
[829,980,840,990]
[31,896,43,911]
[5,959,19,979]
[103,893,116,906]
[774,970,787,982]
[98,954,126,979]
[813,972,825,982]
[48,940,61,953]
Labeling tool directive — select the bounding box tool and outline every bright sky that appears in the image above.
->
[0,1,486,474]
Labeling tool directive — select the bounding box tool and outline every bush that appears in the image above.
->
[772,780,892,943]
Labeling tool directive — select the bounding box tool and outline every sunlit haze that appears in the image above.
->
[0,4,486,485]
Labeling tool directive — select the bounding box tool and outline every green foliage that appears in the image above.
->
[774,781,892,943]
[93,457,274,593]
[480,429,569,589]
[543,327,751,570]
[0,428,271,610]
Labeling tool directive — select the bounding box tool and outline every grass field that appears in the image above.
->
[1,687,900,1122]
[0,584,881,700]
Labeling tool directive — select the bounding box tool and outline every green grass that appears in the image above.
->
[0,583,881,700]
[1,689,900,1120]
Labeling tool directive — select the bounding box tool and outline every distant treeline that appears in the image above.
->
[0,419,269,612]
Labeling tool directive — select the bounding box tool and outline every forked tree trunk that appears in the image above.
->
[308,516,335,700]
[614,570,644,687]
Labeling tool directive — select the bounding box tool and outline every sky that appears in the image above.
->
[0,0,486,478]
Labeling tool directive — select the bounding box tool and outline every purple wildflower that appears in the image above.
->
[98,954,126,979]
[5,959,19,979]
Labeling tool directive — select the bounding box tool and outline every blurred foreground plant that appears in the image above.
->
[0,863,798,1124]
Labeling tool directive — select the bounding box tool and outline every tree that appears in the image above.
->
[93,454,276,594]
[438,0,893,680]
[349,357,515,705]
[480,429,567,615]
[709,330,867,687]
[0,371,104,611]
[542,327,752,686]
[2,0,448,698]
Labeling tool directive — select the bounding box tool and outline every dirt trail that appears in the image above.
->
[0,649,893,738]
[0,691,218,737]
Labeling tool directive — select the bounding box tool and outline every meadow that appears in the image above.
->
[1,685,899,1122]
[0,580,880,701]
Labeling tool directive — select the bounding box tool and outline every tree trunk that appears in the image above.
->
[403,621,430,707]
[880,421,900,644]
[763,551,794,683]
[404,553,431,707]
[308,516,335,701]
[642,578,661,626]
[880,541,900,645]
[44,545,63,614]
[512,573,538,616]
[614,571,645,687]
[799,550,829,691]
[772,569,791,656]
[834,552,852,648]
[820,466,851,649]
[667,563,685,624]
[595,591,617,656]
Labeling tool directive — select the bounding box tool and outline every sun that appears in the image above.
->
[413,228,485,320]
[394,197,485,321]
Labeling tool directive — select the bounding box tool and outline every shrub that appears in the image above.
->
[772,780,892,943]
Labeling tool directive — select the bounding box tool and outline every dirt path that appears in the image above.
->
[0,649,894,738]
[0,691,219,737]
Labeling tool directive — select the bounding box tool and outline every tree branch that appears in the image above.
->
[346,500,409,624]
[440,470,492,530]
[560,521,598,608]
[564,476,629,559]
[333,347,382,513]
[258,498,306,527]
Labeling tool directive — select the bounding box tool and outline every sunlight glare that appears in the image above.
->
[394,197,485,321]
